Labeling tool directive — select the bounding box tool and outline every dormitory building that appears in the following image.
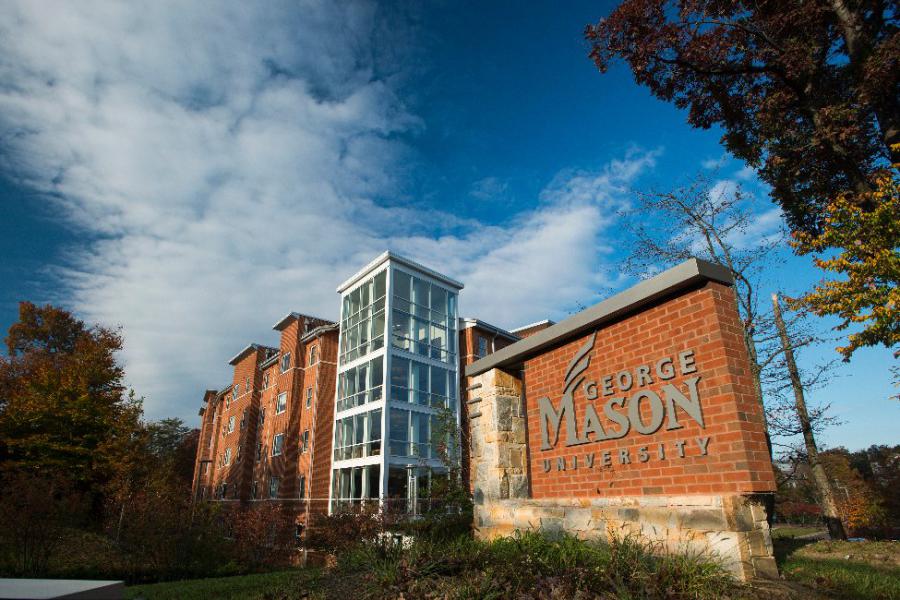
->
[191,252,552,530]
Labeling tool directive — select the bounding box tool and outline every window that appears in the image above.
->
[300,429,310,453]
[232,385,239,400]
[298,475,306,500]
[389,408,409,456]
[272,433,284,456]
[306,387,313,408]
[227,415,235,433]
[245,376,251,393]
[263,372,269,389]
[390,357,454,410]
[280,352,291,373]
[236,444,242,462]
[269,476,280,499]
[391,271,456,362]
[251,481,258,499]
[276,392,287,414]
[389,409,442,458]
[240,409,247,430]
[308,345,317,366]
[333,408,381,461]
[331,464,381,509]
[339,270,386,362]
[337,355,383,412]
[258,407,266,426]
[223,447,232,466]
[256,442,262,462]
[477,336,488,358]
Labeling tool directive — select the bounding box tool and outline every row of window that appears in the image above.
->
[333,408,382,461]
[221,425,312,467]
[391,270,457,363]
[333,406,446,461]
[337,356,383,412]
[223,342,319,408]
[213,473,308,501]
[389,408,445,459]
[331,465,448,513]
[223,386,315,438]
[341,271,387,363]
[390,356,456,411]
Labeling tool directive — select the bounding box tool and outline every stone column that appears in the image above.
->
[468,368,528,533]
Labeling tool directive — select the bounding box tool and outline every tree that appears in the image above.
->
[819,448,887,534]
[789,163,900,359]
[585,1,899,237]
[0,302,142,511]
[772,293,846,539]
[620,173,781,417]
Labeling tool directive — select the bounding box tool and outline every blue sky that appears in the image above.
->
[0,1,896,450]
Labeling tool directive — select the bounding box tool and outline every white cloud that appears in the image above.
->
[0,1,657,423]
[396,150,659,328]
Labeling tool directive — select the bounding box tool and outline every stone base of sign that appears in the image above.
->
[468,367,777,582]
[473,494,778,581]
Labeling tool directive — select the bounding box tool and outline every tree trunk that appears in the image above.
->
[772,293,847,540]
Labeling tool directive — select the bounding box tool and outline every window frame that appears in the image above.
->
[276,391,288,414]
[280,352,291,373]
[272,432,285,456]
[269,476,280,499]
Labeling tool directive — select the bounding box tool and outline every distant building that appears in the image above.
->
[192,252,527,527]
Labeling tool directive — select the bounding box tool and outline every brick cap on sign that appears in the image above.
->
[336,250,465,293]
[465,258,734,377]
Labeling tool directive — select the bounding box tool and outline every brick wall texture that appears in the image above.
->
[524,281,775,499]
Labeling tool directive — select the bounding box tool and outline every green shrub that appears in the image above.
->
[329,529,743,599]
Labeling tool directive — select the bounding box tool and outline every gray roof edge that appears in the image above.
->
[272,312,335,331]
[465,258,734,378]
[300,321,339,342]
[336,251,464,293]
[228,343,276,366]
[509,319,555,333]
[459,317,520,341]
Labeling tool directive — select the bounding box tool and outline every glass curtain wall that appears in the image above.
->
[340,271,386,363]
[331,258,460,516]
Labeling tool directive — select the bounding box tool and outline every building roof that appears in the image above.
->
[272,311,334,331]
[337,250,464,293]
[228,343,278,366]
[510,319,556,333]
[301,321,340,342]
[459,318,519,342]
[465,258,734,378]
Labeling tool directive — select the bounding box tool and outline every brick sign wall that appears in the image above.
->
[525,280,775,499]
[465,260,780,580]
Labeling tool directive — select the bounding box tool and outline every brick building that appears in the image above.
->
[192,313,337,528]
[192,252,519,525]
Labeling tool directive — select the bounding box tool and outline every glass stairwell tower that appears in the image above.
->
[329,252,462,514]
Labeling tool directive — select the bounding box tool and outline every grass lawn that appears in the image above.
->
[770,525,825,539]
[125,569,318,600]
[776,538,900,600]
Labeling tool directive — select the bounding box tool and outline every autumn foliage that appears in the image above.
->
[585,0,899,237]
[790,158,900,359]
